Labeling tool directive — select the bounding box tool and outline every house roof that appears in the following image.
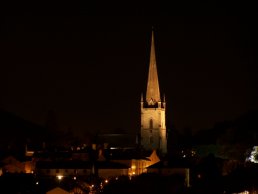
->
[147,159,191,169]
[0,153,28,163]
[33,151,72,159]
[36,161,92,169]
[46,187,69,194]
[96,161,129,169]
[97,133,136,147]
[108,148,151,160]
[36,161,129,169]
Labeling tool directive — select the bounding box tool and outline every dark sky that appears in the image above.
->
[0,1,257,136]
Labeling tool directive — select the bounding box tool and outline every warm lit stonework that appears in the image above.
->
[140,30,167,155]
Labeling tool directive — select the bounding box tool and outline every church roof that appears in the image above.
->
[146,30,161,104]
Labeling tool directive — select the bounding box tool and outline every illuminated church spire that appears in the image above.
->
[140,28,167,155]
[146,29,161,105]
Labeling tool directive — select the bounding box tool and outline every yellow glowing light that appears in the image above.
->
[238,191,249,194]
[57,175,63,180]
[132,172,135,175]
[105,179,108,183]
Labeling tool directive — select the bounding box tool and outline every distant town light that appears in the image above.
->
[36,181,39,185]
[105,179,108,183]
[73,176,76,180]
[238,191,249,194]
[57,175,63,180]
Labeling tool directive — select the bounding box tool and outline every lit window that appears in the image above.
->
[57,175,63,180]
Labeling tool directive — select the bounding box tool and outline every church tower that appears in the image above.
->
[140,30,167,155]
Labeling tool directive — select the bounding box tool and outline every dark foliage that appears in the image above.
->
[103,173,186,194]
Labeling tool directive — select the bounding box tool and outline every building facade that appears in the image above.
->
[140,30,167,155]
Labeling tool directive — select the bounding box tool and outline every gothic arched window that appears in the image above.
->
[149,119,153,129]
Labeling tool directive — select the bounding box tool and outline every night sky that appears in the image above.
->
[0,1,257,136]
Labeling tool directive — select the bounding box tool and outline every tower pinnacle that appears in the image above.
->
[146,29,161,105]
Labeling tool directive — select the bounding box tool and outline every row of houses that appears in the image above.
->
[0,144,190,186]
[1,147,159,176]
